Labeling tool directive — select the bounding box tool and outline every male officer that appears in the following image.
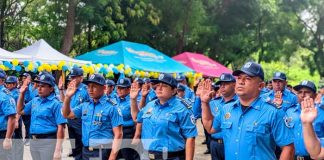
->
[176,75,195,103]
[5,76,23,160]
[0,79,16,159]
[62,73,123,160]
[285,80,324,160]
[17,73,66,160]
[264,72,298,111]
[105,79,117,99]
[59,67,89,160]
[201,62,295,160]
[208,73,238,160]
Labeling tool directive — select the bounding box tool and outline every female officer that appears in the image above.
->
[17,73,67,160]
[130,73,197,160]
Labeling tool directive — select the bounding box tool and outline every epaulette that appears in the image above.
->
[178,97,192,109]
[107,98,117,106]
[264,97,281,109]
[2,88,11,95]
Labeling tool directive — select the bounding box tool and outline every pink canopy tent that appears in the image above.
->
[173,52,232,77]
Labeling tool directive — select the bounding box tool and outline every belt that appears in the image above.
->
[211,137,223,144]
[85,144,111,152]
[295,156,312,160]
[147,150,185,160]
[31,133,56,139]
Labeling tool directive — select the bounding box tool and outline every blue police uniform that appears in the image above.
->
[137,96,198,152]
[116,95,134,127]
[314,105,324,138]
[72,94,123,160]
[212,95,294,160]
[0,91,16,159]
[321,138,324,147]
[260,87,270,95]
[263,88,298,111]
[68,82,89,160]
[209,95,238,160]
[184,86,195,103]
[192,96,202,119]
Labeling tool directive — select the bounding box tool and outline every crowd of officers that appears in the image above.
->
[0,61,323,160]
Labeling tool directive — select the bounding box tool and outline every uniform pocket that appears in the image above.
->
[220,121,232,129]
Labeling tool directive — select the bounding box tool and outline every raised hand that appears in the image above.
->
[19,78,30,93]
[58,76,64,90]
[196,79,204,97]
[141,83,150,97]
[300,97,317,124]
[273,91,283,105]
[130,82,140,99]
[200,79,214,103]
[65,79,77,97]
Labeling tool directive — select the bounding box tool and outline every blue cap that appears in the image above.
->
[143,78,151,83]
[293,80,317,93]
[116,78,131,88]
[0,69,6,79]
[34,73,56,87]
[84,74,106,86]
[215,73,236,85]
[177,83,186,91]
[20,73,30,77]
[152,73,177,88]
[233,61,264,80]
[69,67,84,77]
[5,76,18,83]
[106,79,115,86]
[272,72,287,81]
[134,77,144,85]
[176,75,186,82]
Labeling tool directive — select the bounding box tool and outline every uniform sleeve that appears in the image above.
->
[53,101,67,125]
[1,96,16,116]
[179,108,198,138]
[136,108,145,123]
[271,109,294,147]
[320,138,324,147]
[192,97,201,119]
[72,103,84,118]
[212,110,222,132]
[23,99,33,115]
[109,106,123,128]
[314,108,324,136]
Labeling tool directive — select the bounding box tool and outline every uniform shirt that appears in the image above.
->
[137,89,157,105]
[24,84,38,103]
[314,105,324,138]
[9,88,19,103]
[320,95,324,107]
[285,104,310,156]
[0,85,13,97]
[212,95,293,160]
[192,96,201,119]
[184,86,195,103]
[116,95,134,127]
[24,93,67,134]
[260,87,270,95]
[107,92,117,100]
[210,95,238,139]
[263,88,298,111]
[73,94,123,147]
[321,138,324,147]
[0,92,16,131]
[70,83,89,109]
[137,96,198,152]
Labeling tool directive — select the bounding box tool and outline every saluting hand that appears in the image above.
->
[130,82,140,99]
[200,79,214,103]
[300,97,317,124]
[273,91,283,105]
[65,79,77,97]
[19,78,30,93]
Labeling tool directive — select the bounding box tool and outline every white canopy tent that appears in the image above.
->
[0,48,32,61]
[14,39,91,64]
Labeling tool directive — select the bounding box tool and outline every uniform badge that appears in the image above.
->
[9,98,15,105]
[190,115,196,124]
[117,108,122,116]
[253,121,258,126]
[215,107,219,112]
[224,112,231,119]
[158,74,164,80]
[283,117,293,128]
[82,109,88,116]
[89,75,95,80]
[146,107,153,114]
[40,75,45,80]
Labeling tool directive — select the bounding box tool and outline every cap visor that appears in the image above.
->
[293,85,316,93]
[33,80,53,86]
[84,80,104,86]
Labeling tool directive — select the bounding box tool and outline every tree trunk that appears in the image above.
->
[87,21,91,50]
[0,0,7,48]
[60,0,78,55]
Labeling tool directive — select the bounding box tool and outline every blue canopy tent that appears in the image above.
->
[76,41,193,73]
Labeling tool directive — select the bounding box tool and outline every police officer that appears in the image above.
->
[176,75,195,103]
[201,62,294,160]
[105,79,117,99]
[264,72,298,111]
[5,76,24,160]
[62,73,123,160]
[176,83,192,105]
[0,78,16,159]
[59,67,89,160]
[301,89,324,159]
[285,80,324,160]
[17,73,67,160]
[130,73,197,160]
[136,78,157,109]
[208,73,238,160]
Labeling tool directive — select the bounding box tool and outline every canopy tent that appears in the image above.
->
[14,39,90,64]
[76,40,193,73]
[0,48,32,61]
[173,52,232,77]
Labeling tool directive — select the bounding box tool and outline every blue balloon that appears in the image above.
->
[15,66,22,72]
[3,61,10,67]
[112,68,119,74]
[62,66,68,71]
[23,61,29,66]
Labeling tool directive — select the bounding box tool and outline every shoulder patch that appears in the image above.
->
[2,88,10,95]
[178,97,192,109]
[107,98,117,106]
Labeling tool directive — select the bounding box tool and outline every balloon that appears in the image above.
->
[62,66,68,71]
[0,65,5,70]
[15,66,22,72]
[51,64,58,70]
[23,61,29,66]
[12,59,19,66]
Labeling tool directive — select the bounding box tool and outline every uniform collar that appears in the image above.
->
[293,104,301,112]
[90,94,108,105]
[117,94,130,102]
[270,88,289,96]
[155,96,176,108]
[77,83,86,91]
[234,95,261,110]
[220,94,238,104]
[40,93,56,101]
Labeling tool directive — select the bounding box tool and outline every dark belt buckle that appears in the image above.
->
[217,139,223,144]
[148,153,155,159]
[32,135,37,140]
[89,147,94,151]
[297,156,304,160]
